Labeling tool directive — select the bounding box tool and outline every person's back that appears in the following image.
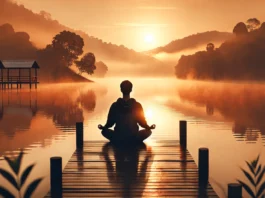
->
[99,80,155,143]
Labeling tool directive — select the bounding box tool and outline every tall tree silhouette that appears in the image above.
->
[246,18,261,32]
[233,22,248,36]
[206,43,215,52]
[75,52,96,75]
[51,31,84,67]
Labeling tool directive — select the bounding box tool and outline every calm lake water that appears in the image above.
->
[0,78,265,198]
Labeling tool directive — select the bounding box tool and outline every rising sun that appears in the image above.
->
[144,34,154,43]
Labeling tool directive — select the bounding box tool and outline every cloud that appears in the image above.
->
[83,25,115,29]
[115,23,171,27]
[137,6,177,10]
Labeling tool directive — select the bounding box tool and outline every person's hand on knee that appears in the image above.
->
[149,124,156,130]
[98,124,105,130]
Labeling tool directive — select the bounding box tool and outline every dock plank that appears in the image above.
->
[45,141,218,197]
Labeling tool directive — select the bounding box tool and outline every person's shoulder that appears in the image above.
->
[111,102,117,107]
[132,99,142,107]
[111,98,121,107]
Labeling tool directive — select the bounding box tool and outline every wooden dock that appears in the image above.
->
[45,140,218,198]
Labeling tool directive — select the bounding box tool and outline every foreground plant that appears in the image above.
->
[237,155,265,198]
[0,150,43,198]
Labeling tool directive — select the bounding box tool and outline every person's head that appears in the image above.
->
[120,80,133,95]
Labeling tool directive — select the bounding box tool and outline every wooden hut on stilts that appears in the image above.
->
[0,60,40,89]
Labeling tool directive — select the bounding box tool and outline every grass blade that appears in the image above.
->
[4,156,17,175]
[256,155,260,167]
[257,181,265,197]
[237,180,255,198]
[0,168,19,190]
[14,150,24,175]
[252,155,260,169]
[241,168,255,186]
[24,178,42,198]
[256,165,262,177]
[246,161,255,175]
[20,164,35,187]
[0,186,15,198]
[257,167,265,186]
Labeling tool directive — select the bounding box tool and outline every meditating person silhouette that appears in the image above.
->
[98,80,155,143]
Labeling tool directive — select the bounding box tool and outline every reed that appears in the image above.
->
[0,150,43,198]
[237,155,265,198]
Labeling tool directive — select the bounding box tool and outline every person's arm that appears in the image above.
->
[137,103,150,129]
[103,103,116,129]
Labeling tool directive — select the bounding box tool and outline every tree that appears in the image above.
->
[260,22,265,33]
[94,61,108,77]
[246,18,261,31]
[51,31,84,67]
[233,22,248,36]
[206,43,215,52]
[75,52,96,75]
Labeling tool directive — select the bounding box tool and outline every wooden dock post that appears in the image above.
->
[228,183,242,198]
[50,157,62,198]
[199,148,209,187]
[76,122,84,149]
[179,120,187,149]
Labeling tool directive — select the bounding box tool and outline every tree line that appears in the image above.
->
[0,23,108,82]
[175,18,265,80]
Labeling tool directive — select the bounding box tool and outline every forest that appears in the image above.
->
[175,19,265,80]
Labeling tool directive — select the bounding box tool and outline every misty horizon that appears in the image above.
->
[6,0,265,51]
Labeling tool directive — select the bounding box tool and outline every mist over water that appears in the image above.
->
[0,78,265,197]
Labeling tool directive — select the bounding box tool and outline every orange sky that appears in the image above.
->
[16,0,265,51]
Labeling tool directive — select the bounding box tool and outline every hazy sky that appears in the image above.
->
[16,0,265,51]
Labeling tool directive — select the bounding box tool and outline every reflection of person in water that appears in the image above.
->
[99,80,155,143]
[100,142,153,198]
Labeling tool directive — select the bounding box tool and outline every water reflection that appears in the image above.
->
[0,86,98,136]
[171,82,265,145]
[100,142,153,198]
[0,84,104,158]
[0,90,37,137]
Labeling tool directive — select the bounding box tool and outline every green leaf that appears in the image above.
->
[257,181,265,197]
[24,178,42,198]
[237,180,255,198]
[0,186,15,198]
[20,164,35,187]
[257,167,265,186]
[246,161,255,175]
[256,165,262,177]
[0,169,19,190]
[241,168,256,186]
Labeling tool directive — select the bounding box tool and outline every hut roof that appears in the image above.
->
[0,60,40,69]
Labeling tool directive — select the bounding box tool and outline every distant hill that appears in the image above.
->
[0,23,91,83]
[175,22,265,80]
[145,31,233,55]
[0,0,168,76]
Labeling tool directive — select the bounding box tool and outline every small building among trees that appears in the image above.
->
[0,60,40,89]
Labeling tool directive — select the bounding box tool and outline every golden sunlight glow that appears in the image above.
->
[145,108,154,120]
[144,33,154,43]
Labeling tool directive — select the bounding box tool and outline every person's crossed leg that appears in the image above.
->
[101,128,152,142]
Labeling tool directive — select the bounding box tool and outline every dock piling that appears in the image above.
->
[76,122,84,149]
[50,157,62,198]
[179,120,187,149]
[199,148,209,187]
[228,183,242,198]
